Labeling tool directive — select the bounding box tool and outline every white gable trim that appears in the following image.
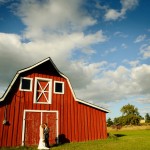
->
[0,58,56,102]
[0,73,19,102]
[18,58,51,74]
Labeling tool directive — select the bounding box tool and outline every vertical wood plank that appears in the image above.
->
[12,94,19,146]
[73,99,78,142]
[0,107,4,146]
[96,110,101,139]
[87,106,91,140]
[70,91,75,141]
[81,105,85,141]
[67,83,71,141]
[6,102,13,146]
[83,105,88,141]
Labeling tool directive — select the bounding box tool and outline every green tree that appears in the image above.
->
[114,116,122,125]
[145,113,150,123]
[107,118,113,127]
[121,104,139,116]
[114,104,141,126]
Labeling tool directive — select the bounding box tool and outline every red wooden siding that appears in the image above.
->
[25,112,41,146]
[0,60,108,147]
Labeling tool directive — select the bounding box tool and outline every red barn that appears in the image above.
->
[0,57,109,147]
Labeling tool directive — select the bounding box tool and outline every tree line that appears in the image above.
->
[107,104,150,127]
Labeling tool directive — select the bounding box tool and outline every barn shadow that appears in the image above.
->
[107,133,126,139]
[57,134,70,144]
[114,134,126,137]
[53,134,70,147]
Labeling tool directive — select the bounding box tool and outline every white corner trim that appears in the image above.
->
[22,110,26,146]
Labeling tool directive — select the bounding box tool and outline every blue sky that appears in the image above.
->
[0,0,150,120]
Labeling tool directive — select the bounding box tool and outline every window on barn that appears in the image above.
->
[54,81,64,94]
[34,77,52,104]
[20,77,33,91]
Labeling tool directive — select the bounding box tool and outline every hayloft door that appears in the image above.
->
[23,112,40,146]
[22,110,58,146]
[34,77,52,104]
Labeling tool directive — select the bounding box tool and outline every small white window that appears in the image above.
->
[54,81,64,94]
[20,77,33,91]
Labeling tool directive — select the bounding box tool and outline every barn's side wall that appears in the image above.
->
[0,65,107,147]
[59,80,107,143]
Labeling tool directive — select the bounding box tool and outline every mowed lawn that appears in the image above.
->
[1,126,150,150]
[51,127,150,150]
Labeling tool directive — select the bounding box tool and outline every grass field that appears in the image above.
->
[1,126,150,150]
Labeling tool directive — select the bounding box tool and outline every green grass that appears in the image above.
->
[1,129,150,150]
[51,129,150,150]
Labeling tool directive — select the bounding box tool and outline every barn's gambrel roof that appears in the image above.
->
[0,57,110,113]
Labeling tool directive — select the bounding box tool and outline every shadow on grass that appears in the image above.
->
[107,133,126,139]
[114,134,126,137]
[50,134,70,148]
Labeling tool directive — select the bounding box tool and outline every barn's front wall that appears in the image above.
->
[0,60,108,147]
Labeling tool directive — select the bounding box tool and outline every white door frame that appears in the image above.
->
[22,109,59,146]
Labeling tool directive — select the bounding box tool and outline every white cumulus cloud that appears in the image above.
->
[15,0,96,40]
[75,64,150,105]
[104,0,139,21]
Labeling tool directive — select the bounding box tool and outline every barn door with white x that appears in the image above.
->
[34,78,52,104]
